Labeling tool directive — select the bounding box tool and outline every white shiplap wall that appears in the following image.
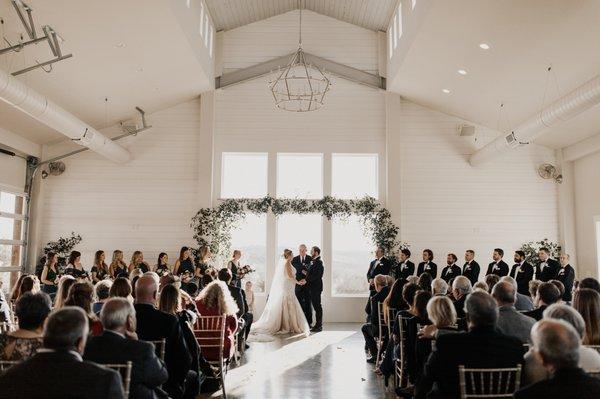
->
[221,9,379,74]
[39,99,203,269]
[387,97,559,271]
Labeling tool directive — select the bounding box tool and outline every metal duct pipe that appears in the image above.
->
[470,74,600,167]
[0,67,131,163]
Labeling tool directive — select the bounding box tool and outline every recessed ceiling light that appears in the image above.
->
[442,89,451,94]
[458,69,467,75]
[114,42,126,48]
[479,43,490,50]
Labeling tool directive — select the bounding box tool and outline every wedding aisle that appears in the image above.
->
[202,323,395,399]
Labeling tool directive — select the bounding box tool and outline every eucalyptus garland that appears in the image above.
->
[190,196,407,258]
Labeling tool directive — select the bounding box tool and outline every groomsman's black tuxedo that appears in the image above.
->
[440,264,461,283]
[462,261,480,286]
[367,257,391,295]
[509,262,534,296]
[417,261,438,279]
[556,264,576,302]
[536,258,560,282]
[292,254,312,322]
[306,256,324,328]
[393,260,415,281]
[485,260,509,277]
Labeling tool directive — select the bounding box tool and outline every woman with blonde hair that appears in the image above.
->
[227,250,242,288]
[54,275,76,309]
[427,295,457,329]
[109,250,128,278]
[195,280,239,360]
[194,246,211,278]
[90,250,109,283]
[573,288,600,345]
[129,250,149,273]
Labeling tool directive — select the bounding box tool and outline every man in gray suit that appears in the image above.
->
[500,276,534,311]
[493,281,536,343]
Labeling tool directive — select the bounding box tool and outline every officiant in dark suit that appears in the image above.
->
[306,246,324,332]
[292,244,312,324]
[367,247,391,296]
[509,251,534,296]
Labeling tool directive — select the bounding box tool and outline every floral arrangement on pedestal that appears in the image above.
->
[43,232,82,272]
[520,238,562,268]
[190,196,407,259]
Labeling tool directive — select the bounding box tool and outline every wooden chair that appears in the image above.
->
[585,345,600,355]
[103,361,133,397]
[394,316,411,389]
[194,315,227,399]
[146,339,166,361]
[0,360,19,373]
[386,307,397,337]
[458,365,522,399]
[376,302,389,367]
[0,322,13,334]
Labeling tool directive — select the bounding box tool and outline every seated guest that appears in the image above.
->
[0,307,124,399]
[524,282,561,321]
[393,249,414,281]
[195,281,239,361]
[451,276,472,318]
[536,247,560,282]
[65,282,103,336]
[93,279,113,314]
[462,250,480,286]
[416,249,437,278]
[417,272,433,293]
[110,250,129,278]
[415,291,525,399]
[64,250,89,279]
[406,290,433,383]
[110,277,133,302]
[383,278,408,324]
[129,251,150,274]
[500,276,534,311]
[485,248,509,277]
[362,274,391,363]
[509,250,534,296]
[0,292,51,360]
[556,253,575,302]
[54,275,76,309]
[91,250,110,283]
[484,274,500,293]
[84,297,168,399]
[515,319,600,399]
[17,275,40,299]
[573,288,600,345]
[524,304,600,384]
[549,279,565,302]
[431,278,448,296]
[493,281,535,343]
[579,277,600,294]
[135,275,192,399]
[529,279,542,301]
[40,252,59,295]
[440,253,461,284]
[217,268,253,345]
[9,274,27,302]
[473,281,488,291]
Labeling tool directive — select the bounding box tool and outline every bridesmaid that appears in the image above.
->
[91,250,109,283]
[109,250,128,278]
[129,251,150,273]
[64,251,88,279]
[173,247,195,279]
[227,250,242,288]
[195,246,212,278]
[154,252,171,276]
[40,252,59,295]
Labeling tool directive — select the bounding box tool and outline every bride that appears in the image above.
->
[250,249,310,338]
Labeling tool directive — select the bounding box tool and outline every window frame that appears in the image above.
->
[0,185,28,273]
[331,153,379,200]
[220,152,269,200]
[276,152,324,199]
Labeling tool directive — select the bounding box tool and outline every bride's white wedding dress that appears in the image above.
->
[249,259,310,340]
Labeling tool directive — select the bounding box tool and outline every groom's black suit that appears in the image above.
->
[306,256,324,328]
[292,254,312,323]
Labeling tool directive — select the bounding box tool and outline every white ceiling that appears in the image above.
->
[206,0,398,32]
[391,0,600,149]
[0,0,211,145]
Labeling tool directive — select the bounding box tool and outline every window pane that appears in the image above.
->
[332,154,378,199]
[0,218,23,240]
[0,271,20,295]
[230,214,267,293]
[277,154,323,199]
[0,192,24,214]
[332,216,372,296]
[276,214,322,264]
[221,153,268,199]
[0,245,21,268]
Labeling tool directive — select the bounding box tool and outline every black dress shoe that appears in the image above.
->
[310,325,322,332]
[245,344,250,349]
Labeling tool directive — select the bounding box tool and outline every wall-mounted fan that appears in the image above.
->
[537,163,562,184]
[41,161,66,179]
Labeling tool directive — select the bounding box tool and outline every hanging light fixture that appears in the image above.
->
[269,0,331,112]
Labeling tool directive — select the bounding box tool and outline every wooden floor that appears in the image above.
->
[201,323,394,399]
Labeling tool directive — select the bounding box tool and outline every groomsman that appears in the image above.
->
[440,253,461,283]
[417,249,437,278]
[392,249,414,280]
[486,248,509,277]
[462,250,480,286]
[556,253,575,302]
[367,247,391,296]
[292,244,312,323]
[536,248,560,282]
[509,250,534,296]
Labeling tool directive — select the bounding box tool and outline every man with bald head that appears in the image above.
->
[515,319,600,398]
[135,275,192,399]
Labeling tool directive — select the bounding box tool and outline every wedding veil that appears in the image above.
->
[249,257,287,337]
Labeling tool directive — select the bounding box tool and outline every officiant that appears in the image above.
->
[292,244,312,323]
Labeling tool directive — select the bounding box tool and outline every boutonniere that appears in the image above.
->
[493,265,499,270]
[465,266,471,271]
[401,263,407,270]
[518,268,523,273]
[425,265,431,270]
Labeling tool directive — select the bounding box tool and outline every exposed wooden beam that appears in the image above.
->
[215,52,385,90]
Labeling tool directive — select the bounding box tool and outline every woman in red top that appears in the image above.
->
[195,280,239,361]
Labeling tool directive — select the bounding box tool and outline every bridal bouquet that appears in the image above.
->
[237,265,255,278]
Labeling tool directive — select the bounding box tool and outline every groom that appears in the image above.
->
[303,246,324,333]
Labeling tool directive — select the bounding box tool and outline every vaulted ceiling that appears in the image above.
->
[205,0,398,31]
